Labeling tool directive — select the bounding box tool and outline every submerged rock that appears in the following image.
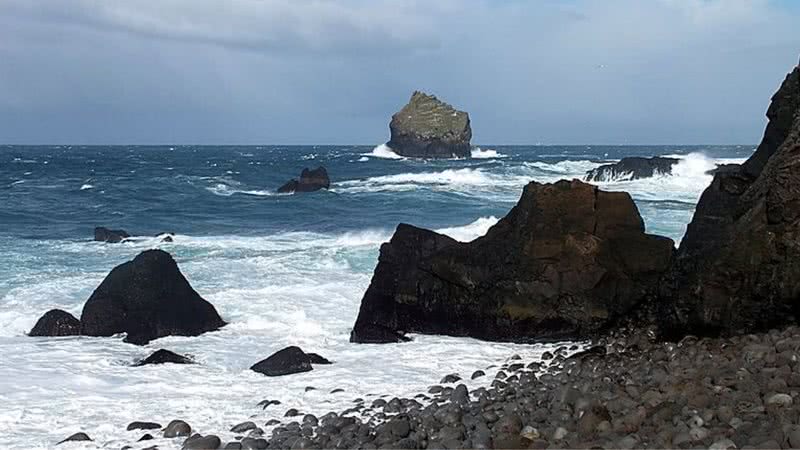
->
[80,249,226,345]
[277,167,330,193]
[386,91,471,159]
[351,179,673,343]
[585,156,678,182]
[28,309,81,337]
[251,346,330,376]
[94,226,130,243]
[662,62,800,338]
[134,349,194,366]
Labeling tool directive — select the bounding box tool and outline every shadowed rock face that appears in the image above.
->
[29,309,81,337]
[80,249,226,345]
[662,64,800,338]
[351,179,674,343]
[387,91,471,159]
[585,157,678,182]
[278,167,330,193]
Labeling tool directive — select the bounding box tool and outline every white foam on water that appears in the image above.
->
[80,184,94,191]
[470,147,507,159]
[365,144,403,159]
[0,219,562,449]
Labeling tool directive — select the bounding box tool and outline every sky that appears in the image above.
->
[0,0,799,145]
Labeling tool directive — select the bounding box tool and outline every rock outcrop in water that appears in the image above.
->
[250,346,330,376]
[585,156,678,182]
[277,167,330,193]
[662,63,800,338]
[133,349,194,366]
[29,309,81,337]
[351,179,674,343]
[94,226,130,243]
[80,249,226,345]
[386,91,471,159]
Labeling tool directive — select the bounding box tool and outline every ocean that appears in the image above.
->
[0,144,751,448]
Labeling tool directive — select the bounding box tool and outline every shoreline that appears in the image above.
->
[99,324,800,449]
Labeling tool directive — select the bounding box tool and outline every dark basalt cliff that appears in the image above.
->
[351,179,674,343]
[386,91,471,159]
[662,64,800,337]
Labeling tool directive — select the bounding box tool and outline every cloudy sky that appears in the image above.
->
[1,0,798,145]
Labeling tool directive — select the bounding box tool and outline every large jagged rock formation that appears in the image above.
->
[386,91,472,159]
[351,179,674,343]
[80,249,226,345]
[662,64,800,338]
[585,157,679,182]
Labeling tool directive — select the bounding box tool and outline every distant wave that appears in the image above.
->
[365,144,403,159]
[80,184,94,191]
[470,147,507,159]
[206,183,278,197]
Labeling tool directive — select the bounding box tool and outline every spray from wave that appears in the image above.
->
[470,147,507,159]
[365,144,403,160]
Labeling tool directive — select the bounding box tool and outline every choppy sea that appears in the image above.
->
[0,144,751,448]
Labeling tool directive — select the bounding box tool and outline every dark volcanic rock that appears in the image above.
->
[386,91,472,159]
[585,156,678,182]
[79,249,226,345]
[277,167,330,193]
[29,309,81,337]
[57,432,92,444]
[351,179,674,343]
[662,63,800,338]
[164,420,192,438]
[94,226,130,243]
[134,349,194,366]
[251,346,329,376]
[128,421,162,431]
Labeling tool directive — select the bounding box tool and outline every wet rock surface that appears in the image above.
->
[134,349,194,366]
[28,309,81,337]
[94,226,130,243]
[250,346,330,376]
[585,156,679,182]
[387,91,472,159]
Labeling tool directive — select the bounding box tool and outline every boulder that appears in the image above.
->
[277,167,330,193]
[662,63,800,338]
[94,226,130,243]
[350,179,674,343]
[80,249,226,345]
[585,156,678,182]
[251,346,329,376]
[134,349,194,366]
[386,91,472,158]
[29,309,81,337]
[57,432,91,445]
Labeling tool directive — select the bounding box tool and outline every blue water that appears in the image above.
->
[0,144,752,449]
[1,144,751,239]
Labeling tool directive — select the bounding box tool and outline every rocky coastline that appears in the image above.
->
[32,61,800,449]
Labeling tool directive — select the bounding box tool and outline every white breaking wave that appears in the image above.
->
[206,183,277,197]
[0,223,560,448]
[80,184,94,190]
[436,216,499,242]
[470,147,507,159]
[365,144,403,159]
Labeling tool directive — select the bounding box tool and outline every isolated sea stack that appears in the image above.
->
[351,179,674,343]
[662,63,800,337]
[386,91,472,158]
[585,156,678,182]
[80,249,226,344]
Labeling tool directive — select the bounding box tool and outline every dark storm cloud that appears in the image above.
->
[0,0,798,144]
